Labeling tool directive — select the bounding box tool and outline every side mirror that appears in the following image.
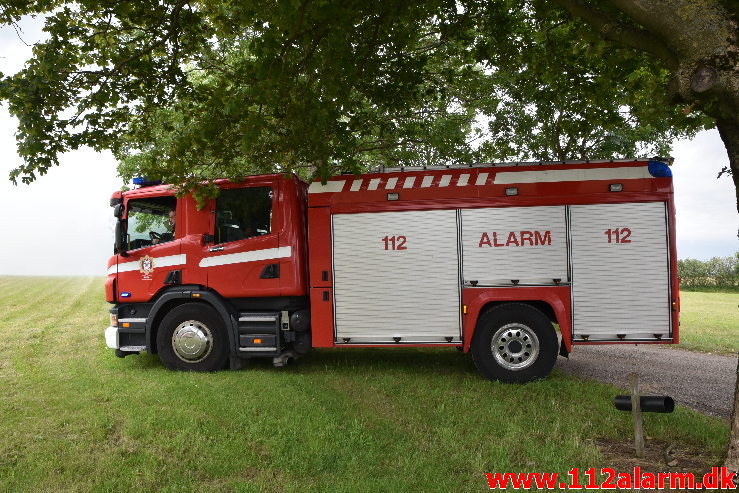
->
[113,203,123,218]
[114,219,128,257]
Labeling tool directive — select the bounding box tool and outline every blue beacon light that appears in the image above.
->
[647,161,672,178]
[132,177,162,186]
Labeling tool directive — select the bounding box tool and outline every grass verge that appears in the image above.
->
[0,277,730,492]
[678,290,738,353]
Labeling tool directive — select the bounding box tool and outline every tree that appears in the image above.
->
[468,1,712,162]
[547,0,738,209]
[677,253,738,289]
[729,357,739,477]
[1,0,487,193]
[0,1,730,199]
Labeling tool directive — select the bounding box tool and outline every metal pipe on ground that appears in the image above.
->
[615,395,675,413]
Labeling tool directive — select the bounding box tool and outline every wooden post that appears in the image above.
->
[725,356,738,477]
[629,372,645,458]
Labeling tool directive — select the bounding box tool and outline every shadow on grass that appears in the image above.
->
[103,351,162,371]
[104,347,589,387]
[290,347,478,376]
[105,346,482,378]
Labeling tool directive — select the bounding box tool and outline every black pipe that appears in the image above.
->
[614,395,675,413]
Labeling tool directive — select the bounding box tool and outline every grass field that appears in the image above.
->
[0,277,731,492]
[678,291,739,353]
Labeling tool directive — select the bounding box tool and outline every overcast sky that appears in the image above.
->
[0,17,736,276]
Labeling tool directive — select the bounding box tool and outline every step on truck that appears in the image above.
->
[105,158,679,383]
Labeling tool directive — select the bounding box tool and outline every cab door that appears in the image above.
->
[179,194,212,288]
[117,194,183,302]
[202,178,285,298]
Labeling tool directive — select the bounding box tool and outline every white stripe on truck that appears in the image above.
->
[494,166,650,184]
[109,254,187,275]
[199,246,292,268]
[306,166,654,193]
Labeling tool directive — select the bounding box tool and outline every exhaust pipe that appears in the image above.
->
[614,395,675,413]
[273,350,298,368]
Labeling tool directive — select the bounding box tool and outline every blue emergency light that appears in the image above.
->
[647,161,672,177]
[132,177,162,187]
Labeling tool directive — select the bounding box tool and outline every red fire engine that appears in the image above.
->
[105,158,679,382]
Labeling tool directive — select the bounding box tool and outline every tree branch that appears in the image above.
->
[606,0,735,61]
[110,1,186,75]
[70,1,187,80]
[550,0,678,67]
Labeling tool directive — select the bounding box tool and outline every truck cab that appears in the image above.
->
[105,174,310,368]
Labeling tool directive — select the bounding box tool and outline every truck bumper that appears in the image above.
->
[105,326,119,349]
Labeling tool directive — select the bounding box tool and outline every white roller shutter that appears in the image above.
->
[570,202,671,340]
[332,210,461,343]
[461,206,568,285]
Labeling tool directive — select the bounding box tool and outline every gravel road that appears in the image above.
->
[556,345,738,419]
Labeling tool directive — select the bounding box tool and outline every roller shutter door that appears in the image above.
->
[570,202,671,340]
[461,206,568,285]
[332,210,461,343]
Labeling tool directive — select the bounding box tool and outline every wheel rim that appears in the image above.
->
[491,323,540,371]
[171,320,214,363]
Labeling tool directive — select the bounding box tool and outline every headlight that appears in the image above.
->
[110,313,118,327]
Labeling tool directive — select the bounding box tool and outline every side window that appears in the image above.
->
[215,187,273,244]
[127,196,177,250]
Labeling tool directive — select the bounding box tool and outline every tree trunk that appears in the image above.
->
[551,0,739,210]
[726,356,739,479]
[716,119,739,213]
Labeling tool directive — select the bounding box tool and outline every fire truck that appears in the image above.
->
[105,158,679,383]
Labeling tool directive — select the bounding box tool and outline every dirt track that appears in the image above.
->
[556,345,738,419]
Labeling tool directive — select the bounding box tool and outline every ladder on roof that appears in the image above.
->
[367,157,672,174]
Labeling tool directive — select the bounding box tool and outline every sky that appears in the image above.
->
[0,17,736,276]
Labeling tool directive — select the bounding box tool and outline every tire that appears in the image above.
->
[471,303,558,383]
[156,303,229,371]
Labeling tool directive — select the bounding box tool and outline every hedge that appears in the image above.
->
[677,252,738,290]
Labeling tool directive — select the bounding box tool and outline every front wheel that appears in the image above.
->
[157,303,229,371]
[471,304,558,383]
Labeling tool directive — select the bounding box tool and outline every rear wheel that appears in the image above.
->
[471,304,557,383]
[157,303,229,371]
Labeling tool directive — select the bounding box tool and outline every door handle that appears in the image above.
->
[208,246,224,252]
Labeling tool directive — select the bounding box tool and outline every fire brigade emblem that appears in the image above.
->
[139,255,155,278]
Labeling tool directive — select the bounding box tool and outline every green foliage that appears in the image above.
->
[129,210,169,234]
[112,1,485,191]
[0,1,713,189]
[678,252,739,290]
[468,1,711,161]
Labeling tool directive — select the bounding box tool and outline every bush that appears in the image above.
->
[678,252,738,290]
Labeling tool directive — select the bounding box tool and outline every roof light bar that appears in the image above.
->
[132,177,163,187]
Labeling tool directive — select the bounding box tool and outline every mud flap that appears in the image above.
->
[559,339,570,358]
[229,355,248,370]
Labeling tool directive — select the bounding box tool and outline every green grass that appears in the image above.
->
[678,291,739,353]
[0,277,730,492]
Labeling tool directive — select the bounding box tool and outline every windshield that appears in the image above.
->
[124,196,177,250]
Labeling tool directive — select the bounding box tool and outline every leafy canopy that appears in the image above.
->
[0,0,709,192]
